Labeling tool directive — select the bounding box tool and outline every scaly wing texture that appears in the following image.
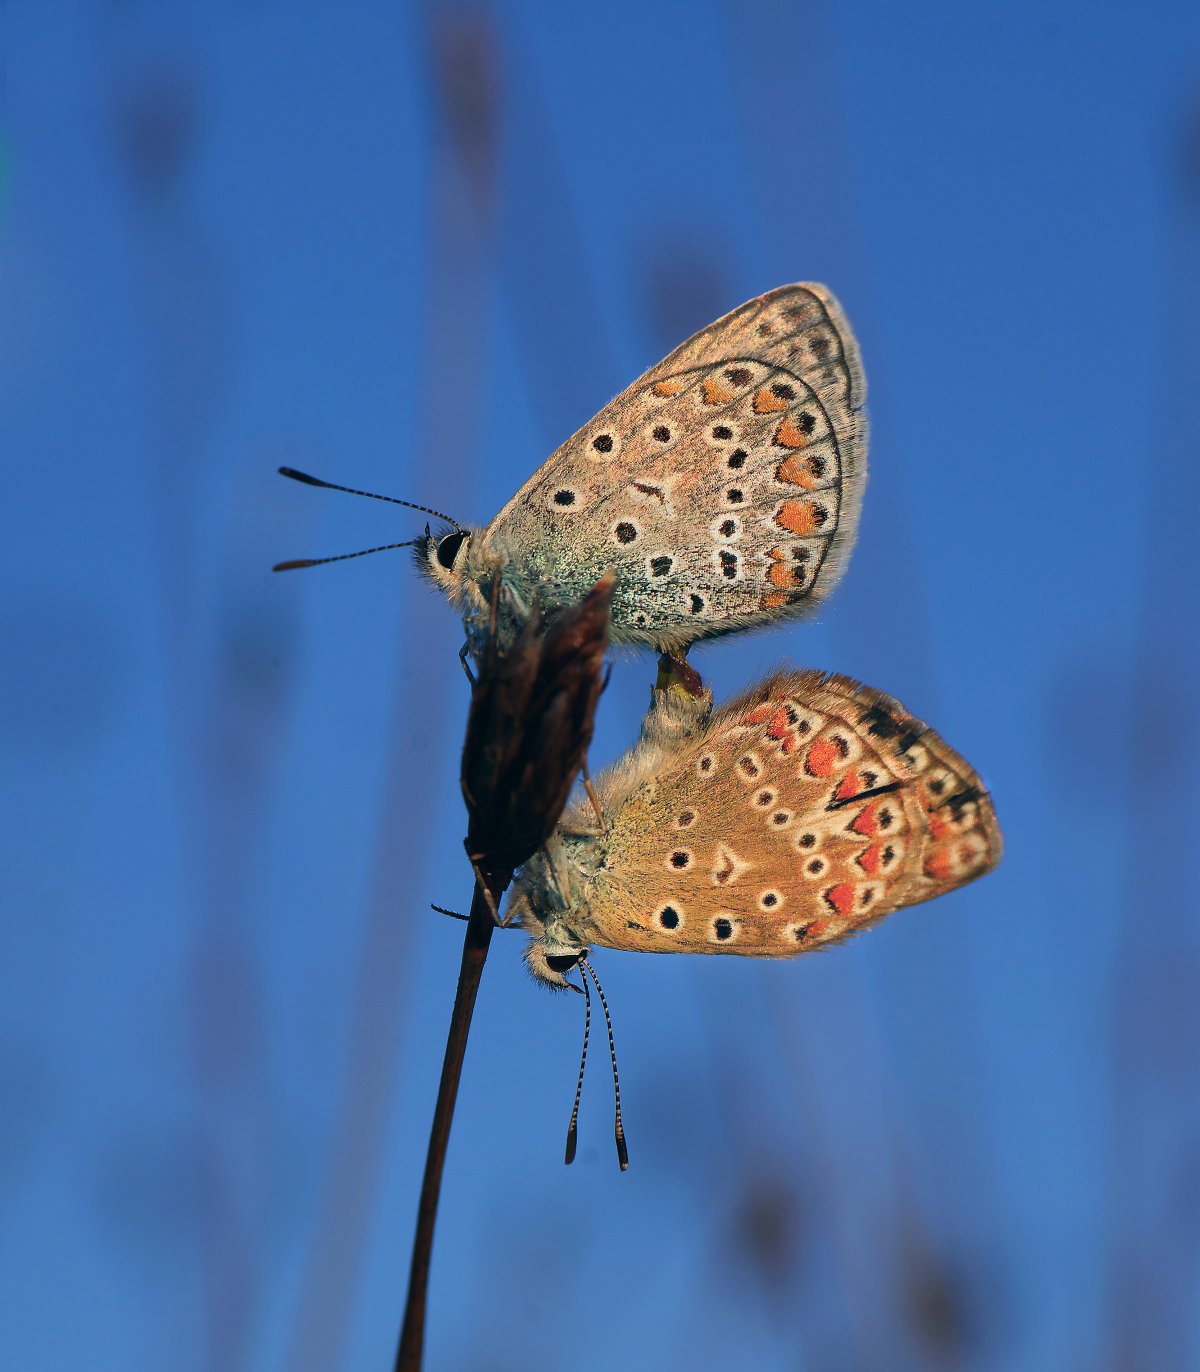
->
[581,671,1000,957]
[481,285,867,649]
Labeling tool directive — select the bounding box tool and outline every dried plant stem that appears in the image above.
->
[394,870,511,1372]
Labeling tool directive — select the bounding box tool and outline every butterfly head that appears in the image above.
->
[515,885,590,990]
[509,837,598,990]
[525,939,589,991]
[414,524,487,610]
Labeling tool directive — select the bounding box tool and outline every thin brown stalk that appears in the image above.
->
[394,869,510,1372]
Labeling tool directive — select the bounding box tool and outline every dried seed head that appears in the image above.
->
[462,575,614,884]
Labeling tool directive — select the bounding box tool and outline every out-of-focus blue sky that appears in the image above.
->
[3,2,1199,1369]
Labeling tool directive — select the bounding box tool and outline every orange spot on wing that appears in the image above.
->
[766,707,792,740]
[753,386,788,414]
[746,706,771,725]
[765,547,802,588]
[850,802,880,837]
[924,848,955,881]
[824,883,856,916]
[774,416,809,448]
[702,377,734,405]
[833,771,863,804]
[780,734,800,754]
[761,590,789,609]
[805,737,839,777]
[653,379,684,397]
[857,844,882,875]
[807,918,833,940]
[775,500,819,536]
[775,454,818,488]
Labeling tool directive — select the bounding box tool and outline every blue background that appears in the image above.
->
[3,1,1200,1368]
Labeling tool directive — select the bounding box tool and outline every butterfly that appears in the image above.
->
[507,667,1000,989]
[413,283,867,653]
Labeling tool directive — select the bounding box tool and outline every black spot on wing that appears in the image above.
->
[897,726,928,754]
[860,704,902,739]
[935,785,984,819]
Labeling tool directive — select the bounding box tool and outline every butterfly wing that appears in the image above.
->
[481,285,867,648]
[578,670,1000,956]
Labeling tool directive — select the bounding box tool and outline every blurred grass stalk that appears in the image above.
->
[1103,93,1200,1371]
[113,42,282,1372]
[283,9,504,1370]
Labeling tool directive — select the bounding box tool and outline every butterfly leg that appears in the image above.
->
[464,857,506,924]
[458,639,476,687]
[497,901,525,929]
[435,884,524,930]
[541,845,571,910]
[501,581,530,621]
[464,864,530,929]
[581,761,606,830]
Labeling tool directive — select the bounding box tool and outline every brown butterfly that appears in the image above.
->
[279,285,867,656]
[420,285,867,652]
[509,668,1000,988]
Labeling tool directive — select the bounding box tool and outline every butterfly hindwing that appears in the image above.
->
[577,670,999,957]
[480,286,866,649]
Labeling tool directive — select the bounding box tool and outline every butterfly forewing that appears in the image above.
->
[645,283,865,415]
[579,671,1000,958]
[481,285,866,649]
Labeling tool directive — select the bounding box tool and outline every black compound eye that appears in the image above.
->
[545,952,584,974]
[436,531,466,569]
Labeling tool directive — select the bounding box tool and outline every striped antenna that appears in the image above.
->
[564,964,592,1166]
[581,958,629,1171]
[277,466,462,530]
[273,539,422,572]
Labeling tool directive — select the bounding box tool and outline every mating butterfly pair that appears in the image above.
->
[408,284,994,971]
[280,284,999,1100]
